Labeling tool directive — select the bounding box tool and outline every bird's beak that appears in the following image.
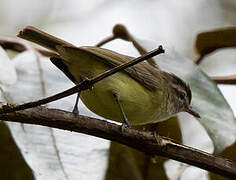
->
[185,106,200,118]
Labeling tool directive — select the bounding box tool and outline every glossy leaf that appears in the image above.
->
[0,48,33,179]
[0,46,17,85]
[137,39,236,153]
[1,51,109,180]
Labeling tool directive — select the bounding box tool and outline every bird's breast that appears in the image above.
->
[64,55,169,125]
[80,71,166,125]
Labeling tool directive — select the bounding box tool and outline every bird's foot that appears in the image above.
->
[72,107,79,116]
[120,123,130,133]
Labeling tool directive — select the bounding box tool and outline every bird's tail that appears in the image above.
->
[17,26,74,52]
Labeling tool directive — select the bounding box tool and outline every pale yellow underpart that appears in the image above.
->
[57,46,167,125]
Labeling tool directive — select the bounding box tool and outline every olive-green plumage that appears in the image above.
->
[17,26,200,125]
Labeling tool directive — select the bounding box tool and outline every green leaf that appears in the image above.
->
[0,122,35,180]
[137,39,236,153]
[195,27,236,56]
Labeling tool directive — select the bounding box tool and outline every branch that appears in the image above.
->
[0,106,235,179]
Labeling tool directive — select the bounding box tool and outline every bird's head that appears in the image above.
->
[165,73,200,118]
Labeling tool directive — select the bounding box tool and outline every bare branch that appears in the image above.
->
[0,106,235,179]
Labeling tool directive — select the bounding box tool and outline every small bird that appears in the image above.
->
[17,26,200,127]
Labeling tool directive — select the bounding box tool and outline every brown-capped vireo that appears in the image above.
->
[17,26,200,127]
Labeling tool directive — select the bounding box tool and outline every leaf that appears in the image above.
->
[0,48,32,179]
[0,121,35,180]
[0,46,17,85]
[105,117,182,180]
[2,51,110,180]
[195,27,236,56]
[136,38,236,153]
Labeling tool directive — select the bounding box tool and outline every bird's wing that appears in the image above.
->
[53,45,162,90]
[79,46,162,90]
[50,57,77,84]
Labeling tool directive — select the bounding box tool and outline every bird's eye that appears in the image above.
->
[179,93,185,100]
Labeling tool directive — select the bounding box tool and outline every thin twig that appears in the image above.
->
[96,35,116,47]
[131,38,158,67]
[0,106,235,179]
[90,45,164,84]
[0,46,164,114]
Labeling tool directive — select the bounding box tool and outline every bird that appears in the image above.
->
[17,26,200,127]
